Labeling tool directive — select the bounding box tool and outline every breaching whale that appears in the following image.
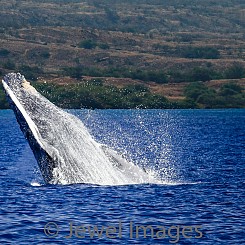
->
[2,73,158,185]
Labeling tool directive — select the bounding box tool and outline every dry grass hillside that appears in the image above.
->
[0,0,244,108]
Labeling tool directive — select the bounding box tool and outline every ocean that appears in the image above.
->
[0,109,244,244]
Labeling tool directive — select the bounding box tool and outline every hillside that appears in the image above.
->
[0,0,244,108]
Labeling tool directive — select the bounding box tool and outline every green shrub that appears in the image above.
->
[104,8,120,22]
[219,82,243,96]
[0,49,10,57]
[3,60,16,70]
[121,84,149,95]
[188,67,213,82]
[185,81,245,108]
[181,46,220,59]
[79,40,97,49]
[19,65,43,81]
[98,43,110,49]
[225,64,245,79]
[39,51,50,59]
[62,67,83,79]
[185,82,211,101]
[89,78,104,86]
[32,81,172,109]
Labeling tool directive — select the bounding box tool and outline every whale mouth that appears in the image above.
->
[2,73,160,186]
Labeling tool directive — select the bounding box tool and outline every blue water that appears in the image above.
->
[0,109,244,244]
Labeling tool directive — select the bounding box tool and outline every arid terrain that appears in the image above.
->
[0,0,244,108]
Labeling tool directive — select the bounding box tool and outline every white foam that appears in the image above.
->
[30,181,42,187]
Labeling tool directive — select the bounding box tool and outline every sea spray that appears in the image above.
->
[2,73,160,185]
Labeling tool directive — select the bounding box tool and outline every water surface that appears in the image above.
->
[0,109,244,244]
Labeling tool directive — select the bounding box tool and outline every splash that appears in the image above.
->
[30,181,42,187]
[2,73,161,186]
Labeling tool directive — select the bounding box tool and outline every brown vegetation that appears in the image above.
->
[0,0,244,108]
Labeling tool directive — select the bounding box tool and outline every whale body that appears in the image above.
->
[2,73,157,185]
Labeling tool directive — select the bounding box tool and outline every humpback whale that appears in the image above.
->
[2,73,158,185]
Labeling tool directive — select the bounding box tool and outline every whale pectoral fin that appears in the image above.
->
[100,145,143,173]
[100,145,125,170]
